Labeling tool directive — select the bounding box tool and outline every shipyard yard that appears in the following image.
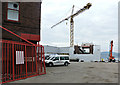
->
[11,62,118,83]
[0,0,119,84]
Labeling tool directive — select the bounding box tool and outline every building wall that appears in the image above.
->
[2,2,41,43]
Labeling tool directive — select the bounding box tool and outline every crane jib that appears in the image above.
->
[51,3,92,28]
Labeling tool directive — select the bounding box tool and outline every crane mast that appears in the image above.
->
[51,3,92,47]
[70,5,74,47]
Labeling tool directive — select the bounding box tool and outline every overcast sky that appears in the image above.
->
[41,0,119,52]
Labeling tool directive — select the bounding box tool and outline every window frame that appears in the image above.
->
[6,2,20,22]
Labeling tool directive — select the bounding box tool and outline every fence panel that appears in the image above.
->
[37,45,46,75]
[0,40,46,84]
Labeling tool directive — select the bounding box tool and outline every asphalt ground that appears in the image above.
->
[11,62,118,83]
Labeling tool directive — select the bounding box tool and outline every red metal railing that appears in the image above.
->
[0,26,46,84]
[0,40,46,84]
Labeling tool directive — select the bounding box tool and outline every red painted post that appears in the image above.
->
[18,45,21,78]
[2,43,3,83]
[4,43,6,81]
[35,46,38,74]
[25,46,27,77]
[40,45,42,73]
[12,44,15,80]
[20,45,22,77]
[10,44,11,79]
[32,47,33,73]
[38,45,40,74]
[0,42,1,84]
[42,46,46,74]
[16,44,17,78]
[7,44,9,79]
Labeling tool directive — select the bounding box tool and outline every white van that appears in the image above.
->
[45,55,70,67]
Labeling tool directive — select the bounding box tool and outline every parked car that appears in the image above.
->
[45,55,70,67]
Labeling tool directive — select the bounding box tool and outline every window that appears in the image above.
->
[60,57,64,60]
[55,57,59,60]
[83,48,90,53]
[7,2,19,21]
[64,57,69,60]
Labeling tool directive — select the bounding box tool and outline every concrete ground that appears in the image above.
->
[11,62,118,83]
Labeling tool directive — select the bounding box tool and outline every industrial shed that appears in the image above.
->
[43,44,101,62]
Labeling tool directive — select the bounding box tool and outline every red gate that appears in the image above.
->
[0,26,46,84]
[0,40,46,84]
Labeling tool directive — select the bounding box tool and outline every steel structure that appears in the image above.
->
[51,3,92,47]
[109,40,115,62]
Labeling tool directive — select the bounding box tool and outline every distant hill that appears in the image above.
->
[101,52,118,60]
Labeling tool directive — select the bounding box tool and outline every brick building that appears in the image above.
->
[0,1,46,84]
[2,2,41,43]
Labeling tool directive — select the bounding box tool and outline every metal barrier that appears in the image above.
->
[0,26,46,84]
[0,40,46,83]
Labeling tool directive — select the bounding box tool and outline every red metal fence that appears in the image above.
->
[0,26,46,84]
[0,40,46,84]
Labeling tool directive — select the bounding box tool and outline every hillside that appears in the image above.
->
[101,52,118,60]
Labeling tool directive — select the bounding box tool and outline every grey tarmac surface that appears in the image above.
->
[11,62,118,83]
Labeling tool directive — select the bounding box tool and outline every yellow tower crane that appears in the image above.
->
[51,3,92,47]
